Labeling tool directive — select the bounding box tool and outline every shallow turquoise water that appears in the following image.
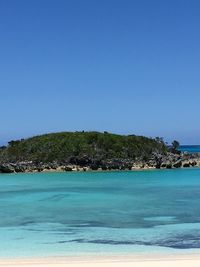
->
[1,169,200,257]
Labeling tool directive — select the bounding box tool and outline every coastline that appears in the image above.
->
[1,164,200,175]
[1,253,200,266]
[1,157,200,174]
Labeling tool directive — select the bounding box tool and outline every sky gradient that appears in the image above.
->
[0,0,200,144]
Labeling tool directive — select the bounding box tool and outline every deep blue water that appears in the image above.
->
[1,169,200,257]
[179,145,200,153]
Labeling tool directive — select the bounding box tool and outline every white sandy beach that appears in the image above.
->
[1,254,200,267]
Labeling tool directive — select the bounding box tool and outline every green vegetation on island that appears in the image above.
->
[0,132,198,173]
[0,131,167,164]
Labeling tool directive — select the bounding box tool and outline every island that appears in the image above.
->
[0,131,199,173]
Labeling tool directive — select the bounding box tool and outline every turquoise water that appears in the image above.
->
[179,145,200,153]
[1,169,200,257]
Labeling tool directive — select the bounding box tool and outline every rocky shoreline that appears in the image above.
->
[0,152,200,174]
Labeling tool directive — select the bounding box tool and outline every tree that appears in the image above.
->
[8,140,20,147]
[172,140,180,152]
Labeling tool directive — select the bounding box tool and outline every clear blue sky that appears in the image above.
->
[0,0,200,144]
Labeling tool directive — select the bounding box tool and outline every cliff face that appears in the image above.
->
[0,131,198,173]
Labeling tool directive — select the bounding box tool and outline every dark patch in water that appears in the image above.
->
[20,220,36,226]
[71,221,106,228]
[63,233,200,249]
[39,193,70,202]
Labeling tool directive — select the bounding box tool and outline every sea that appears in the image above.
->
[179,145,200,153]
[1,167,200,258]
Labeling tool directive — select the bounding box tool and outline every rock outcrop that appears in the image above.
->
[0,151,199,174]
